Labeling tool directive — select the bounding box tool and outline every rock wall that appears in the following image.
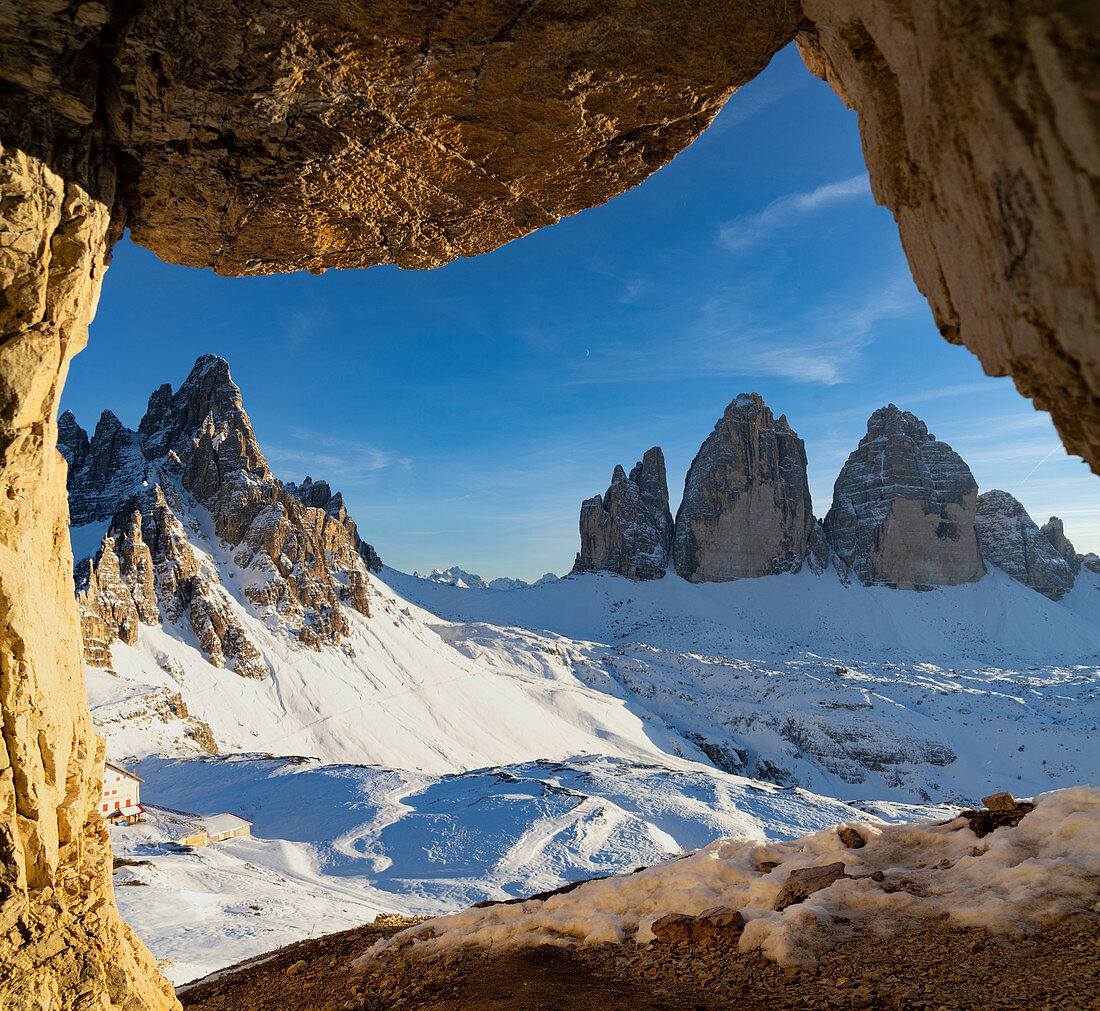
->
[1039,517,1083,577]
[673,394,815,581]
[975,491,1078,600]
[824,406,984,589]
[573,447,674,580]
[0,142,178,1007]
[106,0,802,276]
[797,1,1100,473]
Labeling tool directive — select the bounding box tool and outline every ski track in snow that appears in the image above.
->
[90,558,1100,985]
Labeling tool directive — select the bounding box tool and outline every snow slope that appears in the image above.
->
[365,785,1100,970]
[87,553,1098,984]
[110,754,948,985]
[383,565,1100,803]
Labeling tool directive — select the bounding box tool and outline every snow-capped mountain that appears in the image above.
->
[413,565,559,590]
[61,355,381,679]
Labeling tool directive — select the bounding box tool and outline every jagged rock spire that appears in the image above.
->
[824,404,984,589]
[573,446,673,580]
[64,355,383,675]
[673,393,815,581]
[975,491,1078,599]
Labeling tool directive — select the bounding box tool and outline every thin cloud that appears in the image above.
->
[264,428,410,486]
[718,175,872,253]
[569,272,917,388]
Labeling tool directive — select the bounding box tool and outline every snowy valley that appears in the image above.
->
[63,358,1099,986]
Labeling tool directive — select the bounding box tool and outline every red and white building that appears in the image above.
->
[101,761,144,825]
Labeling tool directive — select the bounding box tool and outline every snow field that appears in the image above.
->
[110,754,948,985]
[362,785,1100,969]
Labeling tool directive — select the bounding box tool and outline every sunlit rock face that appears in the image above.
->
[95,0,802,277]
[0,142,179,1009]
[61,356,382,674]
[823,406,984,589]
[975,491,1078,600]
[797,1,1100,474]
[574,447,674,581]
[673,394,815,582]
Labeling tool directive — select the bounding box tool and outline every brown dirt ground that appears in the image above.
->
[178,912,1100,1011]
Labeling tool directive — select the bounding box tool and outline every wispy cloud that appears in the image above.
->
[718,175,872,253]
[569,271,917,388]
[264,427,410,486]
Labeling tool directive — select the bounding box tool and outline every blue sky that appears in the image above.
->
[64,44,1099,580]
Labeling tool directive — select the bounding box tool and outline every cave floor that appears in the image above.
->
[177,912,1100,1011]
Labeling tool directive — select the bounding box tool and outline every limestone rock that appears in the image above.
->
[286,476,382,574]
[59,409,151,526]
[1083,553,1100,576]
[807,519,831,576]
[823,405,984,589]
[651,907,746,944]
[0,142,179,1009]
[797,2,1100,473]
[573,447,673,580]
[64,356,381,673]
[99,1,803,277]
[773,862,849,911]
[837,826,866,849]
[974,490,1077,600]
[75,511,159,665]
[1039,517,1082,577]
[673,394,814,581]
[961,795,1036,838]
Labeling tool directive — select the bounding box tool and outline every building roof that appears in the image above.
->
[201,813,252,835]
[105,761,144,783]
[108,804,144,819]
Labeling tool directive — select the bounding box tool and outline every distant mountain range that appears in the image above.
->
[63,357,1099,981]
[412,566,559,590]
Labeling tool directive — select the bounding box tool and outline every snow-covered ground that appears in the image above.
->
[364,784,1100,970]
[90,562,1100,985]
[112,754,948,985]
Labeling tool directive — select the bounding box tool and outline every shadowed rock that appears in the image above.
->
[774,862,849,911]
[673,394,815,581]
[798,1,1100,473]
[975,490,1077,600]
[824,405,984,589]
[1039,517,1082,577]
[573,447,674,580]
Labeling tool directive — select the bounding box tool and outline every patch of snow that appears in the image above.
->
[363,785,1100,968]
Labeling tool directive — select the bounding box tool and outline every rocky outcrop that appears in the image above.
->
[824,406,984,589]
[110,2,802,277]
[61,356,382,673]
[62,409,152,525]
[974,491,1077,600]
[76,512,158,668]
[0,143,178,1008]
[1039,517,1082,577]
[673,395,814,581]
[286,477,383,574]
[797,3,1100,474]
[574,447,674,580]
